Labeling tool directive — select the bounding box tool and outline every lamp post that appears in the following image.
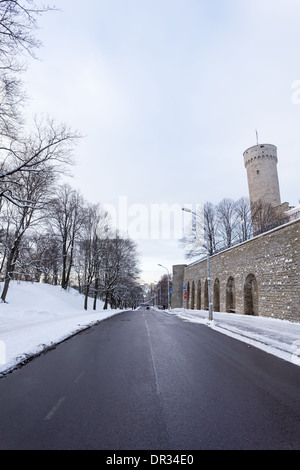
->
[182,208,213,321]
[158,264,170,311]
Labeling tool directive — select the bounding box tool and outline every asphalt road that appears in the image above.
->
[0,308,299,450]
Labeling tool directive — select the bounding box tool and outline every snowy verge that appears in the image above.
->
[0,281,122,376]
[163,308,300,366]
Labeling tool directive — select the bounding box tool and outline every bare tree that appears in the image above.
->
[129,284,144,309]
[21,231,61,284]
[181,198,254,260]
[234,197,252,242]
[250,199,276,236]
[0,1,56,134]
[0,75,24,137]
[156,274,172,309]
[217,198,238,249]
[0,122,77,302]
[1,164,53,301]
[181,202,218,260]
[0,200,14,275]
[48,184,86,291]
[0,118,78,208]
[0,1,55,62]
[79,203,108,310]
[113,281,143,310]
[99,235,140,310]
[204,202,218,255]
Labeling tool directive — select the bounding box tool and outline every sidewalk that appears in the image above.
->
[164,308,300,366]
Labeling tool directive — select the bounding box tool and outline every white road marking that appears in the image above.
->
[74,371,85,384]
[144,314,160,396]
[44,397,66,421]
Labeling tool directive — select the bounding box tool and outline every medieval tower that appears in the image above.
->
[243,143,281,208]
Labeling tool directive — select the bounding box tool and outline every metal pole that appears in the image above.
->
[167,274,170,311]
[207,251,213,321]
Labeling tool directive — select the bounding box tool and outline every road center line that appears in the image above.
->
[44,397,66,421]
[74,371,85,384]
[144,314,160,396]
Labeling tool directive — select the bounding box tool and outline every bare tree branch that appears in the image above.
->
[0,117,80,207]
[0,1,58,134]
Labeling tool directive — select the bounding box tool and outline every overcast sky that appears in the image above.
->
[24,0,300,283]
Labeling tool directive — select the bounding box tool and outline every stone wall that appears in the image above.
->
[172,219,300,322]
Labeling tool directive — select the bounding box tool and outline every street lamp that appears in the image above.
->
[182,207,213,321]
[158,264,170,311]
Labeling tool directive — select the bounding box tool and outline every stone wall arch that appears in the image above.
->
[204,279,208,310]
[191,281,195,310]
[186,282,190,309]
[226,276,236,313]
[213,278,220,312]
[244,274,258,316]
[196,280,201,310]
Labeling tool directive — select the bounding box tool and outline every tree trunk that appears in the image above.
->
[77,273,82,294]
[84,285,90,311]
[1,243,18,303]
[104,291,109,310]
[65,236,75,290]
[93,278,99,311]
[61,242,68,289]
[1,276,10,303]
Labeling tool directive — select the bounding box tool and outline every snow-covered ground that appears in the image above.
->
[164,308,300,367]
[0,281,299,377]
[0,281,122,376]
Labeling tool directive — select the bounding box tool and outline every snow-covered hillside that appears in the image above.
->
[0,282,122,376]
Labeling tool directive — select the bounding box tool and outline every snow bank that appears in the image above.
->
[166,308,300,366]
[0,281,122,376]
